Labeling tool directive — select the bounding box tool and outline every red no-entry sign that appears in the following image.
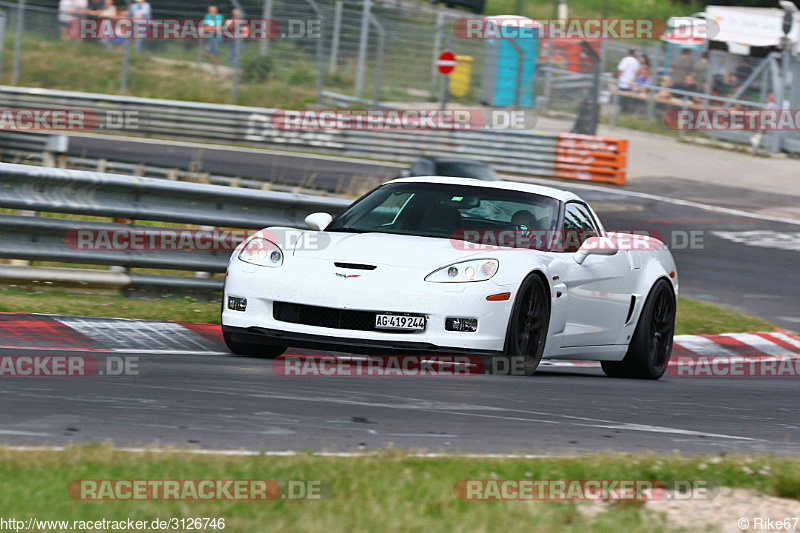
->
[436,50,457,75]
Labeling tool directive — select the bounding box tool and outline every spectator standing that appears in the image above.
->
[670,49,693,86]
[225,8,248,69]
[129,0,151,53]
[615,49,640,90]
[202,5,224,72]
[58,0,88,39]
[615,50,640,113]
[94,0,118,50]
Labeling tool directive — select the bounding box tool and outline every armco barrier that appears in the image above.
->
[0,163,351,290]
[0,86,628,186]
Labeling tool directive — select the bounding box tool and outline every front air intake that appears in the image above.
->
[334,262,377,270]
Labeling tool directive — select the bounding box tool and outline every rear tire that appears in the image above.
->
[223,329,287,359]
[601,279,675,379]
[493,274,550,376]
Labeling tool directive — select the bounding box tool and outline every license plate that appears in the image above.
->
[374,314,426,330]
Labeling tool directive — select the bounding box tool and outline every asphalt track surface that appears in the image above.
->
[1,348,798,454]
[3,134,798,454]
[67,135,402,191]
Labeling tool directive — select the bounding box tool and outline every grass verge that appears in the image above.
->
[0,446,797,533]
[0,285,780,335]
[675,297,777,336]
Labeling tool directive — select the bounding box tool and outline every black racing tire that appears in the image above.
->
[491,273,550,376]
[601,279,675,380]
[222,329,287,359]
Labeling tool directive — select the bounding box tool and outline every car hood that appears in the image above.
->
[292,230,490,269]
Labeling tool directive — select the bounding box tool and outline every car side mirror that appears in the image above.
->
[305,212,333,231]
[573,236,618,265]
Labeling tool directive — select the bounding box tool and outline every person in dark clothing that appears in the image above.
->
[670,48,693,87]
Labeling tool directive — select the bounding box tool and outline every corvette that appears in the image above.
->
[222,177,678,379]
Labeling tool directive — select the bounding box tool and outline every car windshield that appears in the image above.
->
[327,182,560,249]
[432,161,499,181]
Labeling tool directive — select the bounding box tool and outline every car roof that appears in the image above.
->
[420,157,487,165]
[387,176,583,203]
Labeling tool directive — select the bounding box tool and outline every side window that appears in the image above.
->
[562,203,599,252]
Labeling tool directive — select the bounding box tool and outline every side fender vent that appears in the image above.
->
[625,296,637,324]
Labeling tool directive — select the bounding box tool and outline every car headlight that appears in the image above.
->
[425,259,498,283]
[238,237,283,267]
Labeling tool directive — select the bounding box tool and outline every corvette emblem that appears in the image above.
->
[335,273,361,279]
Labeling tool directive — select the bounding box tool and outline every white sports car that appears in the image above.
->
[222,177,678,379]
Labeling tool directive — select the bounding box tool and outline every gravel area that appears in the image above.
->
[580,488,800,532]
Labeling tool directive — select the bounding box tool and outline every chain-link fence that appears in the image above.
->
[4,0,800,152]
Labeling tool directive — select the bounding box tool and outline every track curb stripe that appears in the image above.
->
[0,314,798,369]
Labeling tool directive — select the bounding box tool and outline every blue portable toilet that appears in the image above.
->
[480,16,538,107]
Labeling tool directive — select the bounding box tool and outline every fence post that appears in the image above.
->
[120,0,132,93]
[329,1,342,74]
[430,10,444,97]
[609,90,618,127]
[11,0,24,86]
[259,0,273,56]
[302,0,324,104]
[541,42,552,111]
[369,13,384,106]
[354,0,372,99]
[0,11,7,85]
[229,1,244,102]
[582,41,600,135]
[646,42,660,121]
[120,41,130,93]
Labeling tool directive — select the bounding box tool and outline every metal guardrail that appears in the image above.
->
[0,85,628,184]
[0,163,350,228]
[0,163,351,291]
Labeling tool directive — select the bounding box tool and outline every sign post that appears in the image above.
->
[436,50,456,111]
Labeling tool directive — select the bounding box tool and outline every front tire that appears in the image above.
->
[223,329,287,359]
[601,279,675,379]
[496,274,550,376]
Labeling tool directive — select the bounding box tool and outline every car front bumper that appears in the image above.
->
[221,257,516,353]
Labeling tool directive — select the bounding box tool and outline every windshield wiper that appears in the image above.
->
[326,227,369,233]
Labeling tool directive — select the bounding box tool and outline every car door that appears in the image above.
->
[556,202,633,347]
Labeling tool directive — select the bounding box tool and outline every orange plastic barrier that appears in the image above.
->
[554,133,628,186]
